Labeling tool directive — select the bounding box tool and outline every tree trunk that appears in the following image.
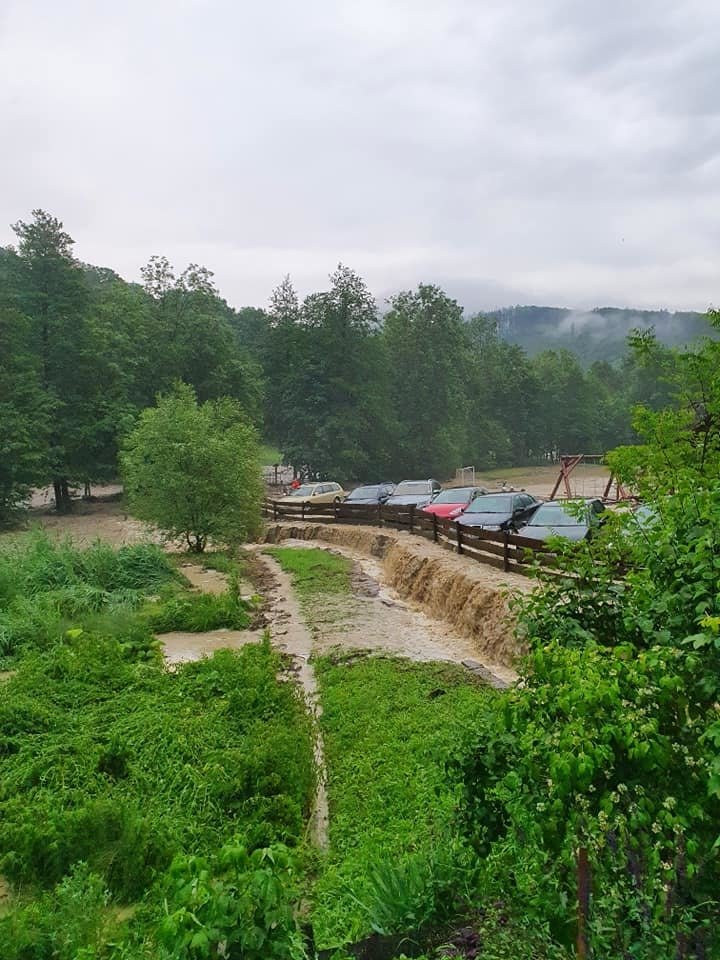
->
[53,477,72,513]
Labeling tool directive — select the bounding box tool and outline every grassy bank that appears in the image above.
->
[311,655,495,949]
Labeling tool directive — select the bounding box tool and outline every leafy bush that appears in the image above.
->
[453,486,720,958]
[158,841,307,959]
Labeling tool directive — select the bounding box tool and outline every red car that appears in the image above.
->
[421,485,488,519]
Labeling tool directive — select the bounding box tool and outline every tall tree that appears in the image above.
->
[382,284,469,477]
[0,306,50,523]
[11,210,91,509]
[140,256,264,423]
[267,266,390,480]
[121,383,262,551]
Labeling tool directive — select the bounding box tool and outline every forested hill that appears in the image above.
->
[488,305,713,363]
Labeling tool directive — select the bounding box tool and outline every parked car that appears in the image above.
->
[385,479,442,508]
[344,482,396,505]
[455,491,540,531]
[516,498,605,543]
[277,481,346,505]
[421,485,488,519]
[631,503,659,530]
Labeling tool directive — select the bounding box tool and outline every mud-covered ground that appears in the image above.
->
[5,498,524,677]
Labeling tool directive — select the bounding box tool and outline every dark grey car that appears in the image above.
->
[517,498,605,543]
[385,479,442,509]
[455,492,540,531]
[344,483,396,505]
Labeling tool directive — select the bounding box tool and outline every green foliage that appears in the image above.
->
[264,266,391,481]
[157,841,307,959]
[143,589,252,632]
[122,383,263,551]
[0,306,51,524]
[0,863,113,960]
[0,534,177,660]
[311,656,494,948]
[265,547,351,602]
[0,634,315,951]
[452,471,720,952]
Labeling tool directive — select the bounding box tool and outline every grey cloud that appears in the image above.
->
[1,0,719,312]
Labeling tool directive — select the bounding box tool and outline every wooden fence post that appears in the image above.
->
[273,501,278,521]
[333,500,339,521]
[408,504,415,533]
[456,523,463,555]
[433,513,438,543]
[576,846,590,959]
[503,531,510,571]
[377,502,382,525]
[301,502,306,521]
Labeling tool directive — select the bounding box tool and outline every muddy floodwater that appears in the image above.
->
[254,540,517,687]
[160,628,265,665]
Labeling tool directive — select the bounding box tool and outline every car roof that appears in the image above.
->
[543,498,602,507]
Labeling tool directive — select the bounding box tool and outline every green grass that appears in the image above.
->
[265,547,351,603]
[0,533,317,956]
[311,655,496,948]
[142,588,253,632]
[0,534,180,665]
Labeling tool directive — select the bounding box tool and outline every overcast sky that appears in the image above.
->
[2,0,719,312]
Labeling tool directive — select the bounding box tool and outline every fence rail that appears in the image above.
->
[262,498,556,575]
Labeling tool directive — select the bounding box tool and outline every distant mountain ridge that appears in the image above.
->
[487,305,714,363]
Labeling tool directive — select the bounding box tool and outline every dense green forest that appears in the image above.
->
[490,305,713,363]
[0,209,709,521]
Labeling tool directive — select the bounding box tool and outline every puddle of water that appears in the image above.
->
[178,562,254,598]
[159,629,265,664]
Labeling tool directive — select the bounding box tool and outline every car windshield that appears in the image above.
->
[529,504,586,527]
[392,481,430,495]
[348,486,380,499]
[432,487,476,504]
[287,485,315,497]
[464,495,513,514]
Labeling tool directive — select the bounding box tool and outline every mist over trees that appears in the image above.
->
[0,209,706,521]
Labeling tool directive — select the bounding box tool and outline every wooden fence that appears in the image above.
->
[262,499,556,575]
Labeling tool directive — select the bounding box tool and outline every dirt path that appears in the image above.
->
[263,522,528,670]
[258,553,330,850]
